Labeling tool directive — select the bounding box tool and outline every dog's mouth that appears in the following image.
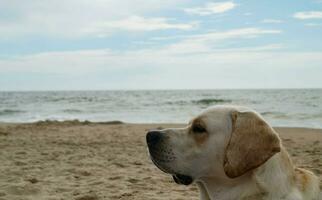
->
[148,149,194,186]
[172,174,193,185]
[148,149,175,173]
[147,145,177,172]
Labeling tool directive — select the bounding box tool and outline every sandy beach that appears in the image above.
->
[0,121,321,200]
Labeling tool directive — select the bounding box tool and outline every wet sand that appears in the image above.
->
[0,121,321,200]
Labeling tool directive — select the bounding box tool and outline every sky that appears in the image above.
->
[0,0,322,90]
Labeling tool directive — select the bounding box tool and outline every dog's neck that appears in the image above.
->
[197,147,295,200]
[197,174,261,200]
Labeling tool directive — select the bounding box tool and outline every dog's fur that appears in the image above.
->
[146,105,321,200]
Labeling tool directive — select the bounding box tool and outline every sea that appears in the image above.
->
[0,89,321,128]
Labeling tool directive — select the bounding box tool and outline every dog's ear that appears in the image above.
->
[223,111,281,178]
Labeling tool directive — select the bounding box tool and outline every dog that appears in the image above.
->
[146,105,321,200]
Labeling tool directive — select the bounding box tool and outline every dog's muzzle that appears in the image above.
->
[146,130,194,186]
[146,130,176,173]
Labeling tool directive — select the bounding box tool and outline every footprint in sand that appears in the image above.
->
[127,178,139,184]
[26,178,39,184]
[0,130,10,136]
[109,176,122,180]
[14,161,27,166]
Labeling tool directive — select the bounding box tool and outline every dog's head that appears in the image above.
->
[146,105,281,185]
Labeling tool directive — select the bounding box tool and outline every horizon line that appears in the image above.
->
[1,87,322,92]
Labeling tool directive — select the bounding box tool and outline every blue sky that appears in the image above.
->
[0,0,322,90]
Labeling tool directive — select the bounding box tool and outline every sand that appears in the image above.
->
[0,121,321,200]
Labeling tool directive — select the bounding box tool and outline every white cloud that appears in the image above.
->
[162,28,282,54]
[214,44,284,52]
[84,16,197,36]
[261,19,283,24]
[293,11,322,19]
[184,2,236,16]
[106,16,197,31]
[1,47,322,90]
[0,27,317,90]
[0,28,283,74]
[0,0,187,38]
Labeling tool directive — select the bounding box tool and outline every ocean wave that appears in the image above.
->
[0,109,26,116]
[62,109,83,113]
[165,98,231,106]
[296,113,322,120]
[192,98,232,105]
[40,96,98,103]
[261,111,289,118]
[33,119,124,126]
[261,111,280,115]
[165,100,188,105]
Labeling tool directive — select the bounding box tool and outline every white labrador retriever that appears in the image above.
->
[146,105,321,200]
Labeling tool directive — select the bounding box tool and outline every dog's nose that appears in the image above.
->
[146,131,162,146]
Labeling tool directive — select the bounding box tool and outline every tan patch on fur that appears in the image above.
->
[190,117,204,126]
[223,111,281,178]
[194,133,208,146]
[190,117,208,146]
[294,168,313,192]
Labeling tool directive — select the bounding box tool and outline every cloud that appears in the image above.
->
[84,16,198,36]
[184,2,236,16]
[0,26,317,90]
[161,28,282,54]
[0,0,187,38]
[0,28,283,74]
[293,11,322,19]
[261,19,283,24]
[1,47,322,90]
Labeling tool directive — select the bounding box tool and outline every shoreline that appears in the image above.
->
[0,122,321,199]
[1,119,322,130]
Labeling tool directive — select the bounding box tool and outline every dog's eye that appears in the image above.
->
[192,124,206,133]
